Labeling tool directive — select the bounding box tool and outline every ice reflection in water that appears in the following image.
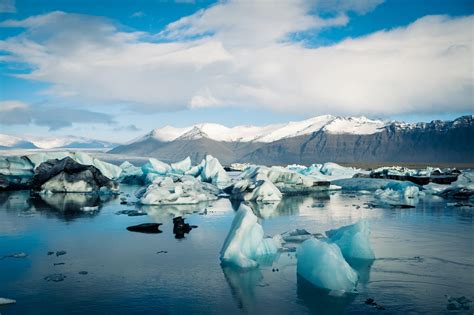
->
[0,185,472,314]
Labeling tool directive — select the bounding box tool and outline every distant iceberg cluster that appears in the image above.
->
[1,148,473,298]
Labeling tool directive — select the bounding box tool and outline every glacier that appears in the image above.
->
[220,204,281,269]
[297,238,358,292]
[326,221,375,260]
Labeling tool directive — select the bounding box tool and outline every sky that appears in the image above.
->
[0,0,472,143]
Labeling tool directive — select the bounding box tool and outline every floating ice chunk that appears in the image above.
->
[147,158,172,175]
[0,156,34,177]
[140,175,218,205]
[290,162,365,181]
[32,157,118,193]
[332,178,394,191]
[199,155,231,189]
[375,181,420,202]
[326,220,375,260]
[231,178,282,202]
[119,161,144,184]
[171,156,192,174]
[297,238,358,291]
[0,297,16,305]
[281,228,314,243]
[220,204,280,268]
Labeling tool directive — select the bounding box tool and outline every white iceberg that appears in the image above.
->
[220,204,281,268]
[289,162,365,181]
[0,297,16,305]
[297,238,358,291]
[231,167,282,202]
[375,181,420,202]
[170,156,192,174]
[139,175,219,205]
[326,220,375,260]
[144,158,172,175]
[199,155,231,189]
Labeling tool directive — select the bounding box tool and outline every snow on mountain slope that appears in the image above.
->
[135,115,390,144]
[0,134,116,149]
[322,117,387,135]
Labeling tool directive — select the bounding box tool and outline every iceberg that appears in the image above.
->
[145,158,172,175]
[231,178,282,203]
[331,178,395,191]
[375,181,420,202]
[27,151,122,179]
[289,162,366,181]
[297,238,358,291]
[118,161,144,184]
[139,175,219,205]
[220,204,281,268]
[326,221,375,260]
[31,157,119,194]
[170,156,192,174]
[200,155,231,189]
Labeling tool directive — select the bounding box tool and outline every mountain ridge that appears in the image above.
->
[110,115,474,165]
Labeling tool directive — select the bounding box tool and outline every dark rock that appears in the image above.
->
[54,263,65,266]
[127,223,162,234]
[365,298,376,305]
[78,271,88,275]
[56,250,67,257]
[30,157,118,193]
[390,204,416,209]
[47,251,54,256]
[173,216,195,239]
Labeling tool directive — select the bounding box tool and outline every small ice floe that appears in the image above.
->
[0,252,27,260]
[44,273,66,282]
[81,206,99,212]
[0,297,16,305]
[115,210,147,216]
[220,204,281,269]
[280,229,314,243]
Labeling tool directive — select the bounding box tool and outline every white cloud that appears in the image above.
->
[0,0,472,117]
[0,0,15,13]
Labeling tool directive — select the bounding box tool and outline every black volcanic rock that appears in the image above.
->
[126,223,163,234]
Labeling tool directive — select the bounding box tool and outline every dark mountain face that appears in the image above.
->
[109,115,474,165]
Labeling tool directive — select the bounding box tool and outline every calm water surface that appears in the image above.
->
[0,185,473,314]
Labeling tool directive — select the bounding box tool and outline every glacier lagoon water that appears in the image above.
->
[0,186,473,314]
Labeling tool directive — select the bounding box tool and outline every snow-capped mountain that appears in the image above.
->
[111,115,474,165]
[131,115,389,144]
[0,134,117,150]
